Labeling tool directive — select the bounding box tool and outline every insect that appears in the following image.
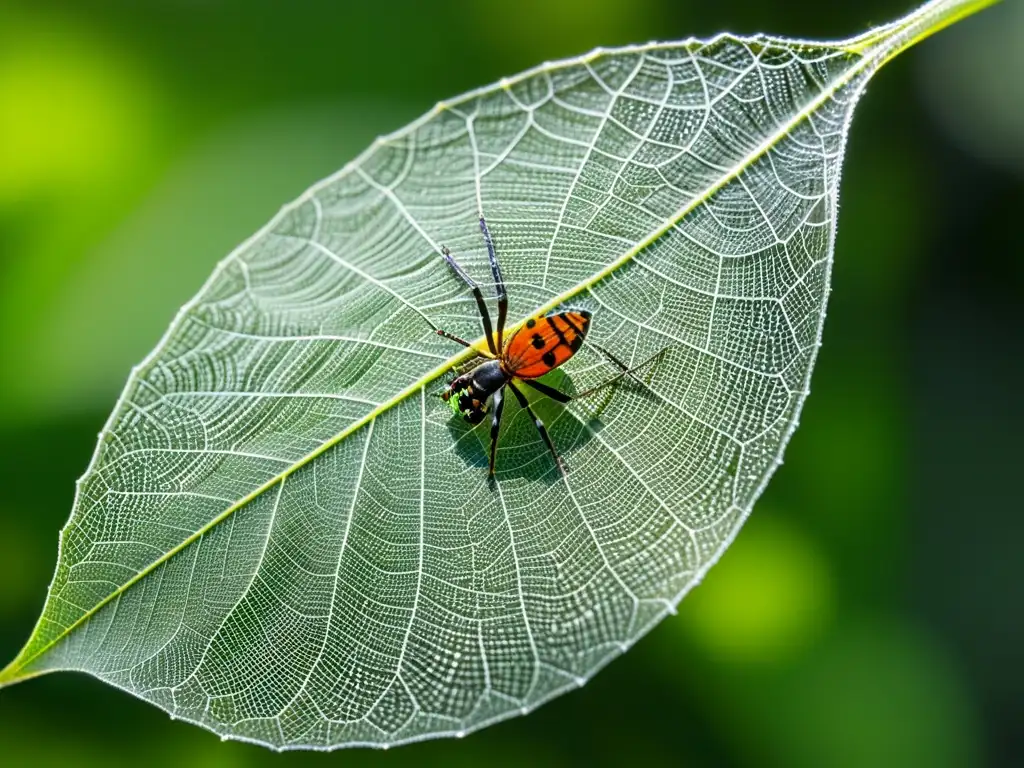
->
[436,216,664,477]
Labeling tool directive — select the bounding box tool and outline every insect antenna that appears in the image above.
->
[435,329,474,348]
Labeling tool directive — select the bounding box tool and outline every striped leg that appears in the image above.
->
[441,245,497,355]
[488,387,506,476]
[508,381,566,476]
[573,345,666,397]
[521,346,667,402]
[479,217,508,349]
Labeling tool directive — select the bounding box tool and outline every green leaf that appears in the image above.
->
[0,0,999,750]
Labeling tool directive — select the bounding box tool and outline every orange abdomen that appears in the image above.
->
[503,310,591,379]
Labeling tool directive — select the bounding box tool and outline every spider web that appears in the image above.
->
[10,33,877,749]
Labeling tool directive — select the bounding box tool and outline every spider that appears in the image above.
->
[436,216,664,477]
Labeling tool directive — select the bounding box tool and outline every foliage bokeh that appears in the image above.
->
[0,0,1020,765]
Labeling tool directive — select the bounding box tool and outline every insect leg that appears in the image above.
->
[479,217,508,350]
[521,378,571,403]
[508,381,566,476]
[520,346,666,403]
[441,245,497,355]
[572,345,667,398]
[488,387,505,476]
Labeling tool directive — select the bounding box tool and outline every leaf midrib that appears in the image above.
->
[0,17,924,684]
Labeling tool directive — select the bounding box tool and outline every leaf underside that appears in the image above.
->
[1,0,984,751]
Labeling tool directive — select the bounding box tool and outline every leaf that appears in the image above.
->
[0,0,999,750]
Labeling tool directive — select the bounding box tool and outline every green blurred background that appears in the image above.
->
[0,0,1020,765]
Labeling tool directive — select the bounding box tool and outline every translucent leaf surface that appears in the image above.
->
[0,0,998,751]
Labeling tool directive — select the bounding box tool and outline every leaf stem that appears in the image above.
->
[0,659,49,689]
[844,0,1003,65]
